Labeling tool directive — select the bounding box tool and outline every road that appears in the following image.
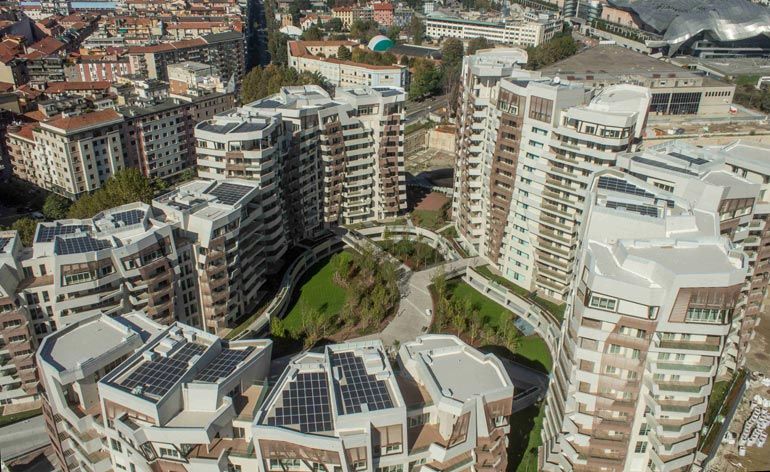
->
[0,415,48,461]
[405,95,448,124]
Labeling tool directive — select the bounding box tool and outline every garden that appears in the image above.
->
[377,233,444,271]
[269,248,400,355]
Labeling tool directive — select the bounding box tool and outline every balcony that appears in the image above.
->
[658,339,721,352]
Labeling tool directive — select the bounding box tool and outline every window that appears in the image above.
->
[384,444,402,454]
[639,423,650,435]
[529,96,553,123]
[589,295,617,312]
[111,438,123,453]
[159,447,179,459]
[408,413,428,428]
[685,307,726,324]
[634,441,648,453]
[377,466,403,472]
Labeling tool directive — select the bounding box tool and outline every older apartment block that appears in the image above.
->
[253,335,515,472]
[37,311,272,472]
[196,85,407,229]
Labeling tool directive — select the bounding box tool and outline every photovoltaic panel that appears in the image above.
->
[55,236,112,255]
[630,156,698,176]
[597,176,656,199]
[194,347,254,383]
[207,182,252,205]
[36,224,90,243]
[111,209,144,226]
[266,372,332,433]
[331,351,394,415]
[605,200,659,217]
[668,151,708,166]
[121,343,206,401]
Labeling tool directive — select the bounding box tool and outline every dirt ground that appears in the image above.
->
[710,303,770,472]
[415,192,449,212]
[406,148,454,174]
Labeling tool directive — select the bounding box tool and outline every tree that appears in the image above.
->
[468,309,483,344]
[177,167,197,182]
[409,58,442,99]
[526,32,578,70]
[466,36,490,55]
[241,65,328,103]
[10,217,37,247]
[268,31,290,65]
[42,193,71,220]
[270,316,287,338]
[407,16,425,45]
[441,38,464,70]
[326,17,343,32]
[350,19,379,42]
[386,25,401,42]
[337,45,352,60]
[67,169,158,219]
[301,24,323,40]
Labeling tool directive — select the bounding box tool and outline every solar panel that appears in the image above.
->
[267,372,333,433]
[121,343,206,400]
[605,200,659,217]
[668,151,708,166]
[111,209,145,226]
[597,176,657,198]
[331,351,394,415]
[207,182,252,205]
[195,347,254,383]
[630,156,698,176]
[54,236,112,255]
[0,237,10,253]
[36,224,90,243]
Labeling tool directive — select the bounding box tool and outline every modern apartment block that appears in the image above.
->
[253,335,514,472]
[541,170,749,472]
[37,311,272,472]
[196,85,407,230]
[453,49,650,301]
[425,12,561,47]
[153,178,275,333]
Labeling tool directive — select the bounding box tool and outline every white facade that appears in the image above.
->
[425,13,560,47]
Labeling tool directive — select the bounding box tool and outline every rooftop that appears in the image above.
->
[153,179,258,218]
[401,335,513,403]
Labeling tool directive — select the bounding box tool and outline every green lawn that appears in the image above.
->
[411,209,445,231]
[282,252,352,332]
[474,265,565,322]
[0,407,42,427]
[448,281,553,372]
[508,402,545,472]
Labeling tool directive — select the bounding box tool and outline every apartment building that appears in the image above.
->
[453,49,650,301]
[615,141,770,373]
[7,109,126,199]
[253,335,514,472]
[0,231,37,407]
[288,41,407,88]
[425,12,561,47]
[37,311,272,472]
[196,85,407,230]
[541,169,748,472]
[6,86,234,192]
[153,179,274,333]
[127,32,244,83]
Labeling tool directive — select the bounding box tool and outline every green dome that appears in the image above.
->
[368,35,394,52]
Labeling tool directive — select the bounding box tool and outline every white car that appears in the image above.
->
[425,308,433,317]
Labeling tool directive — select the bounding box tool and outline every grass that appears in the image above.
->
[377,239,444,270]
[735,74,760,86]
[448,281,552,373]
[705,379,730,427]
[0,407,42,427]
[474,265,565,322]
[281,252,352,332]
[411,209,445,231]
[508,402,545,472]
[405,119,435,135]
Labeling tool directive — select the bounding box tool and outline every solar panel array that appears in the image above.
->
[55,236,112,255]
[669,151,708,166]
[36,224,90,243]
[121,343,205,400]
[0,237,10,253]
[266,372,332,433]
[631,156,698,176]
[195,347,254,383]
[332,351,394,414]
[111,209,144,226]
[597,176,656,199]
[208,182,252,205]
[605,201,659,218]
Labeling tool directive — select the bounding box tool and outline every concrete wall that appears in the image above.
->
[427,126,455,153]
[357,225,461,262]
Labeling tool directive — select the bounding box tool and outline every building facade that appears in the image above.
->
[425,12,561,47]
[253,335,514,472]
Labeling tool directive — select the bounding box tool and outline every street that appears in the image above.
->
[0,415,48,461]
[405,94,448,124]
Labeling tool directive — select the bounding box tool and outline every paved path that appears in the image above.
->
[0,415,47,461]
[357,257,483,347]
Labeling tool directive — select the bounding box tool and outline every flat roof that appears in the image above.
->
[723,141,770,176]
[403,335,512,403]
